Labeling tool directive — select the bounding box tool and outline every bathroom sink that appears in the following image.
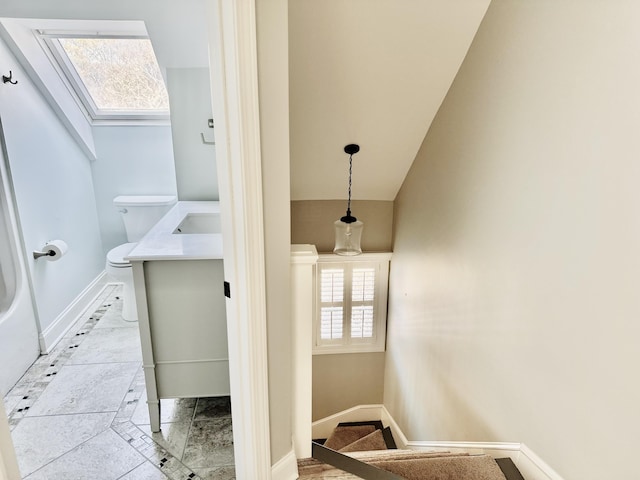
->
[172,213,221,234]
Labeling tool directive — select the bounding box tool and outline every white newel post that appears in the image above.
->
[290,245,318,459]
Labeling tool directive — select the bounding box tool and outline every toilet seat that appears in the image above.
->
[107,242,137,268]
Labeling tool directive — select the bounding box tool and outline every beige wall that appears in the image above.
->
[312,353,385,421]
[291,200,393,253]
[292,200,392,420]
[384,1,640,479]
[256,0,293,464]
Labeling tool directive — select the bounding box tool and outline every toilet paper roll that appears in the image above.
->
[43,240,68,261]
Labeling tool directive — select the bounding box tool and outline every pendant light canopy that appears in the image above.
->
[334,144,363,256]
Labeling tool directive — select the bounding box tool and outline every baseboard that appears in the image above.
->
[38,271,108,353]
[517,444,564,480]
[312,405,565,480]
[379,404,408,449]
[271,449,298,480]
[312,404,384,440]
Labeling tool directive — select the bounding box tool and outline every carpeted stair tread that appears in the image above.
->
[298,471,361,479]
[338,429,388,452]
[323,425,377,450]
[347,450,468,463]
[303,422,515,479]
[321,421,397,451]
[373,455,508,480]
[298,450,466,477]
[337,420,385,430]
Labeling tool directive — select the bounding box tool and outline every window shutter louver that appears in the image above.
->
[351,268,376,338]
[319,268,345,340]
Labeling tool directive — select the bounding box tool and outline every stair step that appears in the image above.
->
[338,429,387,452]
[303,421,525,479]
[298,449,467,477]
[324,425,378,451]
[299,451,525,480]
[316,420,397,452]
[373,455,508,480]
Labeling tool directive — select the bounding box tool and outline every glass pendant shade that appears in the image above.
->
[333,218,363,256]
[334,143,363,256]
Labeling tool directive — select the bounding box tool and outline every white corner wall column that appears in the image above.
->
[0,397,20,480]
[206,0,272,478]
[290,245,318,459]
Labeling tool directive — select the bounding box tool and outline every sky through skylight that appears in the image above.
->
[57,37,169,112]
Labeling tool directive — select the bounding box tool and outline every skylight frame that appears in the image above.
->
[37,30,170,124]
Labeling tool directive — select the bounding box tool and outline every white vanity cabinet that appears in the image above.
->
[131,259,229,432]
[127,201,229,432]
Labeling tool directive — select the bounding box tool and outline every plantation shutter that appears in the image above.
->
[314,253,391,354]
[319,267,344,340]
[350,267,376,338]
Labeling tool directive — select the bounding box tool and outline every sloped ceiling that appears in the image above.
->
[0,0,492,203]
[289,0,491,201]
[0,0,209,69]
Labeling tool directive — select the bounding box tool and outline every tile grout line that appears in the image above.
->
[111,355,203,479]
[20,414,121,478]
[6,284,234,480]
[3,285,120,428]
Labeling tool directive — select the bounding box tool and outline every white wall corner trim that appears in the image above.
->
[38,271,107,353]
[291,244,318,458]
[271,448,299,480]
[312,405,566,480]
[206,0,272,477]
[0,398,20,480]
[518,444,566,480]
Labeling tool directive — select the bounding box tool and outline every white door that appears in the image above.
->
[0,117,40,397]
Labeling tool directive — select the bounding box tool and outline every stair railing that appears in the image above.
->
[311,441,407,480]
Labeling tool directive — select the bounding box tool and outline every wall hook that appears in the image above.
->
[2,71,17,85]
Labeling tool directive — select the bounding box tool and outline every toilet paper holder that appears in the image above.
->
[33,249,57,259]
[33,240,68,260]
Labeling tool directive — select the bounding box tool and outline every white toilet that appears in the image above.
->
[106,195,177,321]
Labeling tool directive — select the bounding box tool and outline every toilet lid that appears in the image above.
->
[107,243,137,266]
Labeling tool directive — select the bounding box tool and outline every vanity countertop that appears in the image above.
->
[127,201,223,261]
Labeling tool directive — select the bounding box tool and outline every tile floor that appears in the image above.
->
[3,284,235,480]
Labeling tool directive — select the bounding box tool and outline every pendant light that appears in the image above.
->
[334,144,363,256]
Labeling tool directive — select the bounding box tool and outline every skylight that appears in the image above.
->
[42,34,170,121]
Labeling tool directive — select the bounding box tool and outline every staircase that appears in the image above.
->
[298,421,525,480]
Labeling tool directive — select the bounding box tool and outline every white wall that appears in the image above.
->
[91,125,177,255]
[384,1,640,479]
[167,67,218,201]
[0,37,103,334]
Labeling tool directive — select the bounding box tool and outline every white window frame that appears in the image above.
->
[314,252,392,355]
[36,29,170,124]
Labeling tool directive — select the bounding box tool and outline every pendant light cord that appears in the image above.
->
[341,144,359,223]
[346,153,353,217]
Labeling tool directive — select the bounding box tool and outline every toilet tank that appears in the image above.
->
[114,195,177,242]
